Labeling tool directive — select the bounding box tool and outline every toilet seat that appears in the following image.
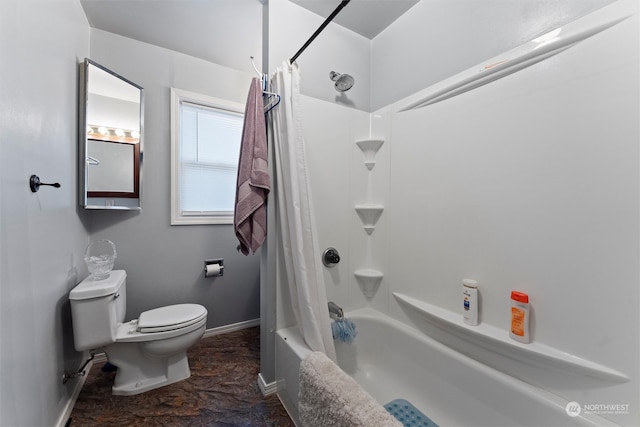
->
[115,303,207,343]
[138,304,207,333]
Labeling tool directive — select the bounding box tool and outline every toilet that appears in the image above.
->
[69,270,207,395]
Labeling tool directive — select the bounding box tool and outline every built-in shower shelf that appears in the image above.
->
[355,205,384,235]
[393,292,629,383]
[398,15,630,111]
[356,139,384,170]
[354,269,383,299]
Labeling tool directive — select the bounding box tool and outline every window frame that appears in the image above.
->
[170,88,245,225]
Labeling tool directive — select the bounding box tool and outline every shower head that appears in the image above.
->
[330,71,354,92]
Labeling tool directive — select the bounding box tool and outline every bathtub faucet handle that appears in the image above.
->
[328,301,344,318]
[322,247,340,267]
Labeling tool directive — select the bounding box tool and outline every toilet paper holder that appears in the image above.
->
[204,258,224,277]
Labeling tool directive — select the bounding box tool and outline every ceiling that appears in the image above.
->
[80,0,420,70]
[290,0,420,39]
[81,0,265,72]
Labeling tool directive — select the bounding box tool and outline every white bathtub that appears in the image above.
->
[275,308,616,427]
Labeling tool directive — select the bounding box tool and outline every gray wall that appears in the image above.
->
[0,0,90,425]
[0,2,265,424]
[87,29,263,328]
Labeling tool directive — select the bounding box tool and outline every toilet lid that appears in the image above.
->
[138,304,207,333]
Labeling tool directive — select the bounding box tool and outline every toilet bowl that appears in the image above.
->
[69,270,208,395]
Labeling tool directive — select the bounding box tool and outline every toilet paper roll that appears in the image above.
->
[205,263,222,277]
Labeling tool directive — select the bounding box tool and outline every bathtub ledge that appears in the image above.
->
[393,292,629,383]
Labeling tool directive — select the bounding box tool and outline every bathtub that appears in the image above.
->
[275,308,615,427]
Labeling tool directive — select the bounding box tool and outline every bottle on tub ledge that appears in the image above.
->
[509,291,530,343]
[462,279,479,326]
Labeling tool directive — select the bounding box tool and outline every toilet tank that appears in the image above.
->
[69,270,127,351]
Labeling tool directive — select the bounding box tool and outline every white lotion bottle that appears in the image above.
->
[462,279,478,325]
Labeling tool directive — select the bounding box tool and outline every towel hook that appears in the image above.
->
[250,56,268,92]
[250,56,281,114]
[250,56,262,78]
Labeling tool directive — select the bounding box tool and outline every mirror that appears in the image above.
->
[79,58,143,209]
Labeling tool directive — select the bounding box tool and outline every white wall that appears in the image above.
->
[371,0,616,111]
[0,0,91,425]
[279,96,371,325]
[274,0,639,425]
[266,0,372,382]
[299,98,392,314]
[380,2,638,424]
[283,0,625,316]
[87,29,263,329]
[268,0,371,111]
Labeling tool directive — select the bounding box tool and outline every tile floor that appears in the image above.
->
[69,326,294,426]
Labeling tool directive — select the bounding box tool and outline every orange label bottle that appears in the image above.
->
[509,291,530,343]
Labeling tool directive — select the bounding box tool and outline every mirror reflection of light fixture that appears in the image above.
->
[87,125,140,143]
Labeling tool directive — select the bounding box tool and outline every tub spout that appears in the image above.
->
[328,301,343,318]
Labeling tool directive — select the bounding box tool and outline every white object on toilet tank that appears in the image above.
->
[69,270,127,351]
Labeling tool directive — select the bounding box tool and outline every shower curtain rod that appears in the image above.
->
[289,0,351,63]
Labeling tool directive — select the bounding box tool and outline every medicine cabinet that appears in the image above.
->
[79,58,144,210]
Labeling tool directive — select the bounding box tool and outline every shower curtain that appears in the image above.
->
[269,61,337,361]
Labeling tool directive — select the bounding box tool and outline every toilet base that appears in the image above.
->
[112,353,191,396]
[105,343,192,396]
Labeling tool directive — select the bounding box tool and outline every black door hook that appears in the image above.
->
[30,175,61,193]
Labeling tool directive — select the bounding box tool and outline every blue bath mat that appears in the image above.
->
[384,399,438,427]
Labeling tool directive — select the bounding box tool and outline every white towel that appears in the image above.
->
[298,352,402,427]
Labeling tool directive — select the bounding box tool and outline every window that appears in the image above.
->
[171,88,245,224]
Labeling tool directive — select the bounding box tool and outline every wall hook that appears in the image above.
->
[30,175,61,193]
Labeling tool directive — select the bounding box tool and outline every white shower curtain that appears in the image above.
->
[269,61,337,361]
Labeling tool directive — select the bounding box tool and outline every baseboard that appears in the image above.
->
[257,373,278,396]
[203,318,260,338]
[55,360,94,427]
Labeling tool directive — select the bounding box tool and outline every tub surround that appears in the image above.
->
[277,308,617,427]
[284,1,639,425]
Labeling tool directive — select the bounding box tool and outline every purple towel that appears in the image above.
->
[234,78,270,255]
